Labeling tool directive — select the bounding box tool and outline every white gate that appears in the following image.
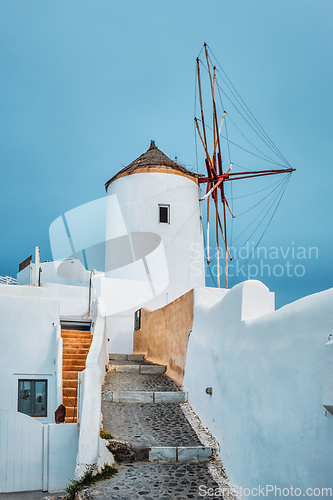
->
[0,409,47,492]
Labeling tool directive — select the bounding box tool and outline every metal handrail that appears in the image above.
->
[87,269,96,318]
[0,276,17,285]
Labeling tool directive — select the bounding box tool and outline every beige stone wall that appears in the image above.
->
[133,289,194,386]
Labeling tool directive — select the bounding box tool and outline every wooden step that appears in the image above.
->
[62,344,91,350]
[63,387,78,397]
[63,396,77,407]
[63,358,87,367]
[63,354,87,360]
[63,371,80,380]
[63,364,85,372]
[63,379,79,388]
[61,332,92,339]
[65,416,77,423]
[63,347,90,354]
[65,407,77,417]
[63,344,91,350]
[62,338,92,345]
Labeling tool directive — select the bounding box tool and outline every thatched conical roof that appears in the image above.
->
[105,141,200,190]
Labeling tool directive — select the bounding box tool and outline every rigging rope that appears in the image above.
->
[206,45,292,167]
[229,174,291,286]
[197,51,291,167]
[196,118,286,167]
[233,176,288,217]
[230,176,287,199]
[230,175,290,247]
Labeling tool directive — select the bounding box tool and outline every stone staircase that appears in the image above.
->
[90,353,223,498]
[103,353,211,462]
[61,329,92,423]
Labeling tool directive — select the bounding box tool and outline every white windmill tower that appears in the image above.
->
[103,141,205,352]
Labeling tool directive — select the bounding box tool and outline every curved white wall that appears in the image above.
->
[183,282,333,493]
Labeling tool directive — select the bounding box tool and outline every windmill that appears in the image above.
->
[195,44,295,289]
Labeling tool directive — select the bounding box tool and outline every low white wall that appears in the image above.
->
[47,423,79,492]
[41,282,91,318]
[0,281,91,318]
[75,298,113,478]
[183,282,333,493]
[17,261,90,287]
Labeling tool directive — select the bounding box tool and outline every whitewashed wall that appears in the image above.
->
[183,281,333,493]
[48,423,79,492]
[0,287,60,422]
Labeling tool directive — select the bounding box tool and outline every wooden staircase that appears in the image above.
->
[61,329,92,423]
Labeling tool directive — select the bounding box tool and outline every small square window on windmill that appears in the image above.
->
[159,204,170,224]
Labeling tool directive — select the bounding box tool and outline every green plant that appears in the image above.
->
[100,429,113,440]
[64,464,117,500]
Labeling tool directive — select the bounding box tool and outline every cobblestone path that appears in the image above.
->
[79,354,224,500]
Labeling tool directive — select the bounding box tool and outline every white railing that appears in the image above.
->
[0,276,17,285]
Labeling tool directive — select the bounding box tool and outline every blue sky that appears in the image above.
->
[0,0,332,308]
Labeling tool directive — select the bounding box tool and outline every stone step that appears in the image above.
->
[103,371,181,393]
[102,402,203,450]
[108,364,166,374]
[149,446,211,463]
[109,353,145,362]
[102,390,187,403]
[106,440,211,464]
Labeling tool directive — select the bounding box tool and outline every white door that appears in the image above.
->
[0,409,46,492]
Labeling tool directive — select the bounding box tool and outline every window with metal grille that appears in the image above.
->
[18,379,47,417]
[159,204,170,224]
